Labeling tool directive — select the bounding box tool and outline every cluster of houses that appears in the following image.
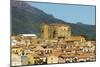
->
[11,23,96,66]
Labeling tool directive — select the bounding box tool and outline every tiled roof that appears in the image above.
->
[65,36,85,41]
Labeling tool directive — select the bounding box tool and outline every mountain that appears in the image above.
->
[11,1,96,40]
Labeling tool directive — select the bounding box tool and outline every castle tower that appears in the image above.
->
[49,23,71,39]
[41,23,49,39]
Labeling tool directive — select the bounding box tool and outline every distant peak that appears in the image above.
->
[76,22,84,25]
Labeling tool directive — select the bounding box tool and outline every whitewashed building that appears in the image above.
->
[47,55,58,64]
[12,54,21,66]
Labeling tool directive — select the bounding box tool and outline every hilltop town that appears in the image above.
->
[11,23,96,66]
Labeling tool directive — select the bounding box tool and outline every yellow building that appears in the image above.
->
[41,23,71,40]
[47,55,58,64]
[12,45,23,55]
[41,23,49,39]
[27,53,35,65]
[12,45,23,66]
[65,36,86,46]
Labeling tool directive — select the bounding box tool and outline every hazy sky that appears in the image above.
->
[28,2,95,25]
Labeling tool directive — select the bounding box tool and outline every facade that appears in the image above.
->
[21,55,28,65]
[41,23,71,40]
[47,55,59,64]
[12,54,21,66]
[11,23,96,66]
[27,53,35,65]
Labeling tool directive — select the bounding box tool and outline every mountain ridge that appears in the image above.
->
[11,1,96,40]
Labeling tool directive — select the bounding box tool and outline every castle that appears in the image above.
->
[41,23,71,40]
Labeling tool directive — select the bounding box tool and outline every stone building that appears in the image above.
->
[41,23,71,40]
[47,55,59,64]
